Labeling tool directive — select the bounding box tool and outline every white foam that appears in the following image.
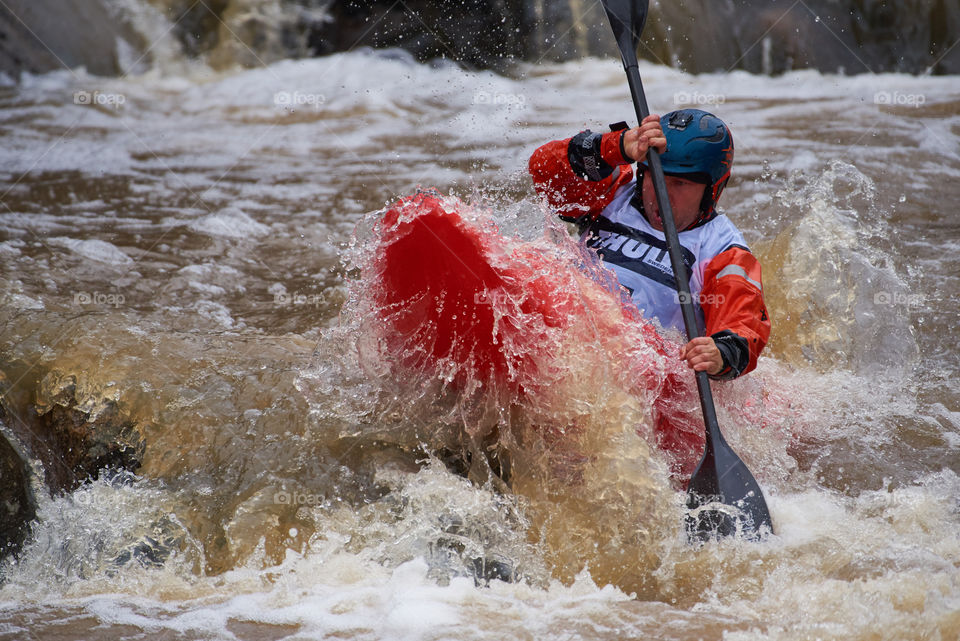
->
[2,44,960,641]
[1,290,45,311]
[187,207,270,239]
[47,237,134,265]
[191,300,236,328]
[0,240,23,256]
[173,263,246,295]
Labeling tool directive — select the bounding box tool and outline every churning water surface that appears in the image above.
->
[0,49,959,641]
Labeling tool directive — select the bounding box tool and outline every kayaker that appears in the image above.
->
[529,108,770,380]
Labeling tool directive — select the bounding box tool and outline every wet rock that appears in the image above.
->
[0,0,150,77]
[236,0,960,74]
[313,0,614,70]
[470,555,518,585]
[0,376,36,556]
[0,366,148,499]
[175,0,332,70]
[29,370,146,492]
[649,0,960,75]
[0,362,148,564]
[110,514,186,571]
[2,0,958,77]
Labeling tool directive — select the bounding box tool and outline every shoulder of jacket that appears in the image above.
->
[701,214,749,255]
[601,178,639,216]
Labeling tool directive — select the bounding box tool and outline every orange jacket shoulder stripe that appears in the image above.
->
[530,132,770,378]
[701,246,770,377]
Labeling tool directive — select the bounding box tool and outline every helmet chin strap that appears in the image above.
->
[690,191,717,229]
[688,173,728,229]
[689,207,717,230]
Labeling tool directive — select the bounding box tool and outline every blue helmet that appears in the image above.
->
[640,109,734,221]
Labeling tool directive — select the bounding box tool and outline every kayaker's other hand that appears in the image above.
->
[623,114,666,163]
[680,336,723,375]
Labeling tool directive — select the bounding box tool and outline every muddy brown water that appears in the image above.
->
[0,54,958,640]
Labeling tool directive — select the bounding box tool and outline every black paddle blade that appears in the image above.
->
[685,440,773,542]
[598,0,775,544]
[600,0,649,56]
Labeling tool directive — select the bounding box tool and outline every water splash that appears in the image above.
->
[759,160,919,379]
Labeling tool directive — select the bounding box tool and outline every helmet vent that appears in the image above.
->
[667,111,694,130]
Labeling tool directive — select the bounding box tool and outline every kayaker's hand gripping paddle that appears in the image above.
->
[599,0,774,541]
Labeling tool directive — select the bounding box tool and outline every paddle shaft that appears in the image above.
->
[619,61,724,457]
[601,0,772,540]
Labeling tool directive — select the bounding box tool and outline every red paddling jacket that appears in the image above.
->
[529,130,771,379]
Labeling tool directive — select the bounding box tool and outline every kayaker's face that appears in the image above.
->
[640,172,706,232]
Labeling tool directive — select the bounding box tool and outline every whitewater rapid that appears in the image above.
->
[0,49,958,641]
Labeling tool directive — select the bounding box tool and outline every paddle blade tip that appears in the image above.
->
[600,0,650,49]
[684,496,774,544]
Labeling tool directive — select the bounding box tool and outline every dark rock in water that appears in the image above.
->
[649,0,960,75]
[231,0,960,74]
[430,513,521,585]
[313,0,616,71]
[110,514,186,571]
[30,370,146,492]
[0,363,148,559]
[155,0,231,59]
[1,365,146,497]
[0,0,149,77]
[0,0,957,78]
[153,0,332,70]
[470,555,518,585]
[0,375,37,557]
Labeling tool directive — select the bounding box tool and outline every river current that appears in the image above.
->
[0,49,958,640]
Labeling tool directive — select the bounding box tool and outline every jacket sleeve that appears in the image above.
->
[528,130,635,223]
[700,246,771,379]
